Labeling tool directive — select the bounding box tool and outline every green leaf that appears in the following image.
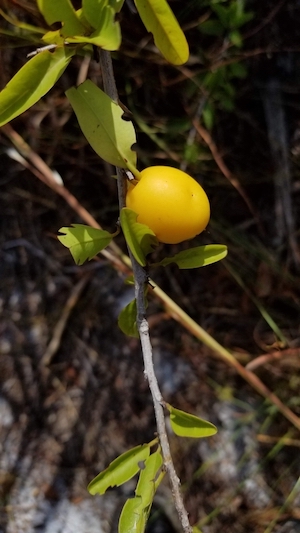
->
[118,298,139,338]
[66,80,137,170]
[109,0,126,12]
[80,0,121,50]
[199,19,224,36]
[0,47,74,127]
[166,404,218,438]
[134,0,189,65]
[57,224,114,265]
[119,451,164,533]
[83,0,111,29]
[119,496,145,533]
[234,11,254,28]
[66,25,121,50]
[37,0,86,37]
[212,4,229,28]
[229,29,242,48]
[135,450,164,503]
[154,245,228,269]
[88,444,150,495]
[229,62,248,79]
[120,208,158,267]
[202,101,215,130]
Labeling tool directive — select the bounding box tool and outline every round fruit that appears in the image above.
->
[126,166,210,244]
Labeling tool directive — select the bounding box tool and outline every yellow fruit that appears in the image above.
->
[126,166,210,244]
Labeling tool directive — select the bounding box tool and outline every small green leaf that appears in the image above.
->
[37,0,86,37]
[212,4,229,28]
[229,29,242,48]
[42,29,65,45]
[66,80,137,170]
[88,444,150,495]
[234,11,254,28]
[118,298,139,338]
[120,208,158,267]
[199,19,224,36]
[134,0,189,65]
[135,450,164,503]
[229,62,248,79]
[119,496,145,533]
[154,245,228,269]
[83,0,111,29]
[202,101,215,130]
[79,0,121,50]
[0,47,74,127]
[57,224,114,265]
[166,404,217,438]
[119,451,164,533]
[66,25,121,50]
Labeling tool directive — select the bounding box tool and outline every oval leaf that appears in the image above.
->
[135,450,164,504]
[0,47,74,127]
[118,496,145,533]
[120,208,158,267]
[58,224,114,265]
[134,0,189,65]
[88,444,150,495]
[66,80,137,169]
[155,245,228,269]
[118,298,139,338]
[166,404,217,438]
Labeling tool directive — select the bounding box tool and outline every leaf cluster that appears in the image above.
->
[87,405,217,532]
[0,0,189,127]
[58,212,227,337]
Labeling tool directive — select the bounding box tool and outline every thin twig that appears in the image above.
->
[99,49,192,533]
[41,273,92,366]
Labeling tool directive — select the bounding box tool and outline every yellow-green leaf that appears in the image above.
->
[134,0,189,65]
[66,80,137,169]
[155,245,228,269]
[166,404,217,438]
[37,0,85,37]
[118,496,145,533]
[135,450,164,504]
[88,444,150,496]
[0,47,74,127]
[120,208,158,267]
[119,450,164,533]
[57,224,114,265]
[118,298,139,338]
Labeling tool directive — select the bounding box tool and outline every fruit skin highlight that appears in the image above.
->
[126,166,210,244]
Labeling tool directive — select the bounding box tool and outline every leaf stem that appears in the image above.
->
[99,49,192,533]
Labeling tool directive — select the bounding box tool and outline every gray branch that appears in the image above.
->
[99,49,192,533]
